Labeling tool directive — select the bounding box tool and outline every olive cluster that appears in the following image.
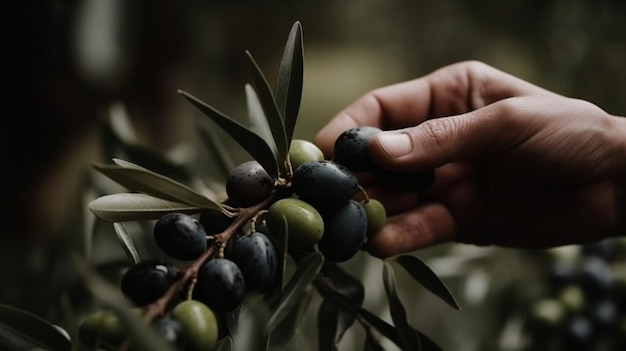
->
[79,210,279,350]
[79,127,433,350]
[522,238,626,351]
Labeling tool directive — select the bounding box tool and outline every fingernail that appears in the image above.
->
[377,132,412,158]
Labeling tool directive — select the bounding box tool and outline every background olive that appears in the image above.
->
[265,198,324,249]
[171,300,218,351]
[226,160,275,207]
[120,259,178,306]
[230,232,278,293]
[194,258,245,311]
[289,139,324,171]
[78,310,126,349]
[154,213,207,261]
[333,126,381,172]
[318,200,367,262]
[199,208,235,235]
[361,198,386,235]
[292,160,358,210]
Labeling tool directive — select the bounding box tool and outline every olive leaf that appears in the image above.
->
[268,286,313,348]
[354,307,443,351]
[89,193,201,222]
[391,255,460,310]
[197,120,236,180]
[382,261,422,351]
[275,21,304,145]
[113,222,141,265]
[233,294,271,351]
[179,90,280,179]
[246,84,277,155]
[317,263,365,350]
[267,252,324,332]
[246,51,288,175]
[268,215,289,305]
[93,160,223,211]
[215,336,234,351]
[0,304,71,351]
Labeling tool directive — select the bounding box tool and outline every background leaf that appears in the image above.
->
[246,51,288,174]
[93,160,222,211]
[268,286,313,349]
[392,255,460,310]
[383,261,422,351]
[268,215,289,305]
[267,252,323,332]
[215,336,233,351]
[180,90,280,179]
[0,305,71,351]
[275,21,304,144]
[246,84,277,155]
[89,193,201,222]
[233,294,270,351]
[197,120,236,180]
[113,222,141,265]
[317,262,365,350]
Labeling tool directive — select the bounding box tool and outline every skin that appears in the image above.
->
[314,61,626,258]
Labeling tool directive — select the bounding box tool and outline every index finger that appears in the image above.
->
[313,61,547,157]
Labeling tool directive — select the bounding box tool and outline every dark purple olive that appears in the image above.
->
[199,208,235,235]
[154,213,207,260]
[230,232,278,293]
[292,160,358,210]
[194,258,245,311]
[318,200,367,262]
[226,160,275,207]
[121,260,178,306]
[333,126,382,172]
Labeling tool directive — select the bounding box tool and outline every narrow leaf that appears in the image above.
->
[267,252,324,331]
[246,51,288,174]
[246,84,277,155]
[354,307,443,351]
[269,286,313,348]
[180,90,279,178]
[233,294,270,351]
[89,193,201,222]
[269,215,289,305]
[392,255,460,310]
[215,337,233,351]
[0,305,71,351]
[93,160,222,211]
[275,21,304,144]
[317,262,365,349]
[382,261,422,351]
[197,120,236,179]
[113,222,141,264]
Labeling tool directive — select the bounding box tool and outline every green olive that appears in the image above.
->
[78,310,126,349]
[171,300,218,351]
[362,199,386,235]
[288,139,324,171]
[266,198,324,249]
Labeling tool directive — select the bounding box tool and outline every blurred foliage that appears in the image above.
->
[1,0,624,350]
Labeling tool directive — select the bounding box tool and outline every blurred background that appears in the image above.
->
[1,0,624,350]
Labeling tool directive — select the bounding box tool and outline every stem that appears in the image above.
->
[143,191,283,321]
[358,184,370,203]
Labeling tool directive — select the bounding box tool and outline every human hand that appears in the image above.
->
[314,61,626,257]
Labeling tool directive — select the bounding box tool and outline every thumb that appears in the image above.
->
[368,103,520,171]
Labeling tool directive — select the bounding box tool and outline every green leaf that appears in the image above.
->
[317,263,365,350]
[233,294,270,351]
[268,285,313,348]
[215,336,233,351]
[382,261,422,351]
[89,193,201,222]
[246,84,277,155]
[94,160,223,211]
[354,307,442,351]
[113,222,141,264]
[392,255,460,310]
[246,52,288,175]
[275,21,304,145]
[180,90,280,178]
[267,252,324,331]
[0,305,71,351]
[268,215,289,305]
